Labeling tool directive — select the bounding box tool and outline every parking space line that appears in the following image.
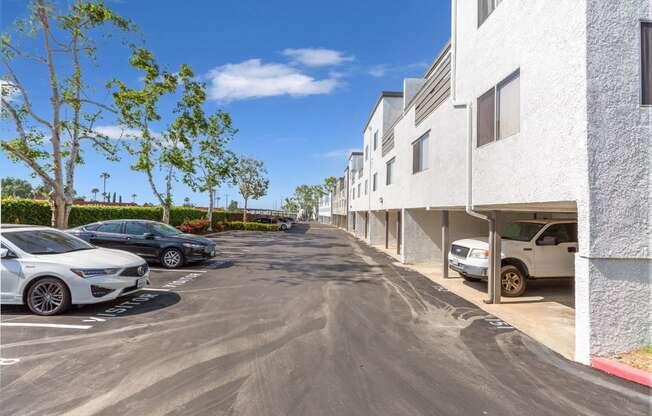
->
[0,323,92,330]
[149,268,208,273]
[141,288,170,292]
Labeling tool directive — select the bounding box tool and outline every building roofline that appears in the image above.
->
[348,151,363,160]
[422,41,451,79]
[362,91,403,133]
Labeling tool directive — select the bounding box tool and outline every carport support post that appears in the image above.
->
[442,210,449,278]
[484,212,502,304]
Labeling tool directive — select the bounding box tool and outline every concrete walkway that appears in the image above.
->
[372,244,576,360]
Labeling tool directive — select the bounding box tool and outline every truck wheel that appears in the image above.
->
[461,273,481,282]
[501,265,527,297]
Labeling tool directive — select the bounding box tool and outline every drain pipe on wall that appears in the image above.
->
[450,0,501,304]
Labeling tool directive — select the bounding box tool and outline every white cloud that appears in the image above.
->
[92,125,161,140]
[317,148,361,160]
[282,48,354,67]
[206,59,340,102]
[368,64,388,78]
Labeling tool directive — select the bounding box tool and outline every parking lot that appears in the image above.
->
[1,225,648,416]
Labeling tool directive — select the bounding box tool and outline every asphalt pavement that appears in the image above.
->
[1,223,649,416]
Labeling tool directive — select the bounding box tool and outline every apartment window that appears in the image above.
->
[386,157,395,185]
[478,0,502,27]
[642,22,652,105]
[412,132,429,174]
[373,131,378,150]
[477,70,520,147]
[364,180,368,195]
[365,145,369,160]
[372,172,378,191]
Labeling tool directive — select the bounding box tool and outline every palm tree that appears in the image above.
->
[183,197,191,207]
[91,188,99,201]
[100,172,110,202]
[131,193,137,203]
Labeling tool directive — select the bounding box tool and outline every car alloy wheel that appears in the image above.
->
[161,248,183,268]
[281,224,288,231]
[27,278,70,316]
[500,265,527,297]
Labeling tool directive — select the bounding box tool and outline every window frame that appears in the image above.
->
[642,21,652,106]
[477,0,502,28]
[372,172,378,192]
[386,157,395,185]
[477,69,520,147]
[412,132,430,174]
[373,131,378,150]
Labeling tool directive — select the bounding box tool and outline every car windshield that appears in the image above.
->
[502,222,545,242]
[3,229,94,255]
[150,222,181,237]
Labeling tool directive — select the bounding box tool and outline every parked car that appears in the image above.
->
[0,225,150,315]
[254,217,292,231]
[448,220,578,297]
[67,220,217,268]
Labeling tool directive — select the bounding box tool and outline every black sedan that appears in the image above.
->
[67,220,217,268]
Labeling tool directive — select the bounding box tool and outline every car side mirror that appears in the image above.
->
[0,248,8,258]
[537,236,559,246]
[143,232,155,239]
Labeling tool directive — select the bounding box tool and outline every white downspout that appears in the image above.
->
[451,0,499,304]
[451,0,488,223]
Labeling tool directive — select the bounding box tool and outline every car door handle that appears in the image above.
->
[523,248,532,251]
[567,247,577,253]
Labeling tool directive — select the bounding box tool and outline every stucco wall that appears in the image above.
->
[369,211,385,246]
[402,209,442,264]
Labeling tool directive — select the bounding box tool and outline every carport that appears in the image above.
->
[389,203,579,360]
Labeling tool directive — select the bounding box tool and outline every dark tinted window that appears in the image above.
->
[84,223,101,231]
[477,88,495,146]
[125,222,151,235]
[642,22,651,105]
[538,223,577,244]
[4,229,93,254]
[502,222,545,242]
[96,222,123,234]
[150,222,181,237]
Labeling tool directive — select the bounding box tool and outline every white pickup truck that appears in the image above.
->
[448,220,577,297]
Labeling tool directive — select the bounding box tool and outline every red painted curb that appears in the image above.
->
[591,357,652,388]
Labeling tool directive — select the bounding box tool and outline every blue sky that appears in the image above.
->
[1,0,451,209]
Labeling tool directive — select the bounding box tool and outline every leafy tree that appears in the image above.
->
[91,187,99,201]
[322,176,337,195]
[281,197,299,214]
[131,193,137,203]
[235,157,269,222]
[118,194,122,203]
[0,0,134,228]
[1,177,33,198]
[291,184,322,220]
[227,200,238,211]
[182,111,238,231]
[112,191,116,203]
[183,197,191,207]
[111,48,208,224]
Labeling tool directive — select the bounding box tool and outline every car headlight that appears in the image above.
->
[182,243,204,249]
[468,249,489,259]
[71,268,120,278]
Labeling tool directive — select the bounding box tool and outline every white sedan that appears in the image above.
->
[1,225,150,316]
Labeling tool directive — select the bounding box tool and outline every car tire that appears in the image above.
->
[160,248,184,269]
[280,224,288,231]
[26,277,71,316]
[501,265,527,297]
[461,273,482,282]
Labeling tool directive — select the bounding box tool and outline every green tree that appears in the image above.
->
[111,48,207,224]
[1,177,33,198]
[322,176,337,195]
[183,111,238,231]
[292,184,322,220]
[235,157,269,222]
[281,197,299,214]
[131,193,137,203]
[90,187,99,201]
[0,0,134,228]
[227,200,238,211]
[100,172,110,202]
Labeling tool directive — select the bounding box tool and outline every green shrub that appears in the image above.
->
[0,198,51,225]
[224,221,279,232]
[0,198,234,228]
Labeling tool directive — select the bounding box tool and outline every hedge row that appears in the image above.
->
[0,198,254,228]
[224,221,279,232]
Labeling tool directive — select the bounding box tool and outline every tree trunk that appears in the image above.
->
[206,187,214,231]
[242,198,248,223]
[162,204,171,224]
[51,194,71,229]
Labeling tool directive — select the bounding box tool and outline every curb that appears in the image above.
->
[591,357,652,387]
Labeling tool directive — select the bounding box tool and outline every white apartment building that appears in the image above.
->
[332,174,349,229]
[346,0,651,364]
[317,193,332,224]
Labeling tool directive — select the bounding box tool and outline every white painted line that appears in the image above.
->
[141,288,170,292]
[0,358,20,366]
[149,268,208,273]
[82,317,106,323]
[0,323,92,330]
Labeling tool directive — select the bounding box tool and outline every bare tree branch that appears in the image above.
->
[1,58,53,128]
